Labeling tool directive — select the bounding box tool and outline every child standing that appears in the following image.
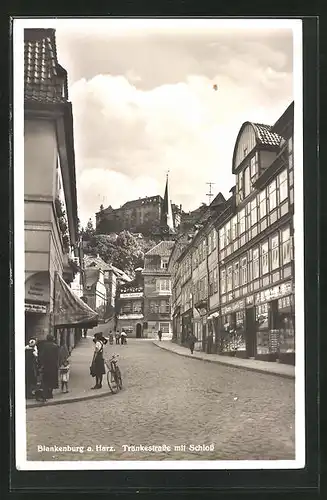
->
[59,359,70,393]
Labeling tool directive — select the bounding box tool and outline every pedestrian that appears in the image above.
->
[108,330,114,345]
[158,330,162,342]
[188,331,197,354]
[83,328,87,338]
[120,329,127,345]
[38,334,59,399]
[115,330,120,345]
[59,359,70,393]
[90,333,107,389]
[25,338,38,399]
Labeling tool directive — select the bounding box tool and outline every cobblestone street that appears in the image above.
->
[26,340,295,461]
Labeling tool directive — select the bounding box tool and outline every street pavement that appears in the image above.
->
[26,338,295,461]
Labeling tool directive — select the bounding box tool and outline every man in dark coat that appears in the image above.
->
[38,334,59,399]
[25,339,38,398]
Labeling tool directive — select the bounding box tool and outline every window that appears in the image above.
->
[282,227,291,265]
[225,221,231,246]
[227,266,232,292]
[271,234,279,270]
[212,229,217,251]
[209,270,214,296]
[150,300,159,313]
[250,154,257,178]
[241,257,247,285]
[133,301,142,313]
[250,198,257,226]
[161,258,169,269]
[288,136,293,168]
[233,261,239,288]
[268,180,277,211]
[231,216,238,240]
[244,166,251,198]
[213,267,218,293]
[221,269,226,294]
[238,172,244,200]
[261,241,269,275]
[259,190,267,219]
[202,239,207,260]
[156,279,171,292]
[253,248,259,279]
[160,299,170,314]
[219,227,225,249]
[238,209,246,234]
[279,170,288,203]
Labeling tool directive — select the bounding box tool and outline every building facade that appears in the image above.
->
[142,241,175,338]
[24,29,97,348]
[170,102,295,364]
[116,270,144,337]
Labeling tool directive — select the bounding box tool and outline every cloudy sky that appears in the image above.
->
[51,20,294,227]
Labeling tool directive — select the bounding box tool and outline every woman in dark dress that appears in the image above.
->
[38,334,59,399]
[90,333,107,389]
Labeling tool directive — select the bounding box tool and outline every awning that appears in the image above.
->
[53,272,98,328]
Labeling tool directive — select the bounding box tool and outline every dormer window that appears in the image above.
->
[243,146,248,157]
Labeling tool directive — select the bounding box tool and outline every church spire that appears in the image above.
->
[161,171,175,234]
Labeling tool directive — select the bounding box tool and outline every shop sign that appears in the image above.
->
[120,292,143,299]
[25,303,47,314]
[222,299,245,315]
[255,281,292,305]
[25,272,50,303]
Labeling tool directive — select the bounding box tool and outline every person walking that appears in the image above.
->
[59,359,70,393]
[25,338,38,399]
[115,330,120,345]
[188,331,197,355]
[120,329,127,345]
[158,330,162,342]
[83,328,87,338]
[108,330,114,345]
[90,333,107,389]
[38,334,59,399]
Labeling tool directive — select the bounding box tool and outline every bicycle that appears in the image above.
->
[105,354,122,394]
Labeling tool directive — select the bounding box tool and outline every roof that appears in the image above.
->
[251,123,282,147]
[24,28,68,104]
[145,240,175,257]
[111,266,132,282]
[84,255,111,271]
[121,195,162,210]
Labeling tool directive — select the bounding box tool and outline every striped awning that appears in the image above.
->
[53,272,98,328]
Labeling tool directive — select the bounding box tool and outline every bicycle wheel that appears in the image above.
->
[107,368,119,394]
[115,366,122,390]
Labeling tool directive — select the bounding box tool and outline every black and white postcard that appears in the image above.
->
[14,17,305,471]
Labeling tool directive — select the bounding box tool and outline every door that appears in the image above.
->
[245,307,256,358]
[136,323,142,338]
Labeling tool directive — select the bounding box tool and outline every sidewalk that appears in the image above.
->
[153,341,295,379]
[26,336,113,409]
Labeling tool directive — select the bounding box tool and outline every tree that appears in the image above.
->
[83,218,95,241]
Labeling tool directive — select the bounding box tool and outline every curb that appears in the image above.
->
[152,342,295,380]
[26,389,114,409]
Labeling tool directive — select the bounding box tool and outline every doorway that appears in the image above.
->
[245,307,256,358]
[136,323,142,338]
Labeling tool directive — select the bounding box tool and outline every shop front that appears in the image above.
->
[181,309,193,345]
[254,281,294,364]
[116,314,144,338]
[220,300,247,357]
[25,271,51,343]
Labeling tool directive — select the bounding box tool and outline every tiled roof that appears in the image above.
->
[145,240,175,257]
[252,123,282,147]
[24,28,68,104]
[84,255,111,271]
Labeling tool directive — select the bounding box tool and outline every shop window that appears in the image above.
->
[220,268,226,294]
[250,198,257,226]
[233,261,239,288]
[241,257,247,285]
[282,226,291,265]
[279,169,288,203]
[259,190,267,219]
[253,247,260,279]
[227,266,232,292]
[268,180,277,212]
[270,233,280,270]
[238,208,246,234]
[261,241,269,275]
[256,303,269,354]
